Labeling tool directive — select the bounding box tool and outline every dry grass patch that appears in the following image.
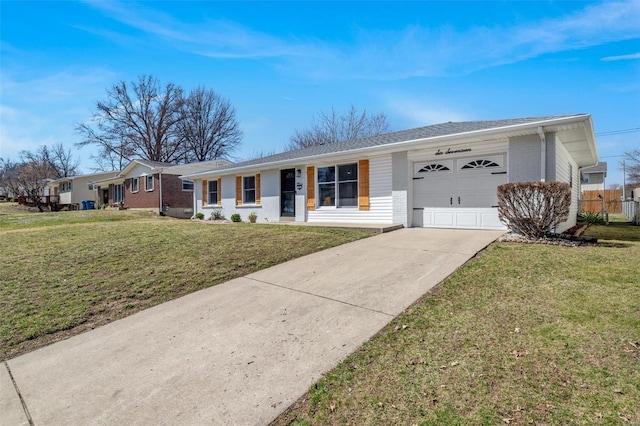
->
[0,207,373,361]
[274,221,640,425]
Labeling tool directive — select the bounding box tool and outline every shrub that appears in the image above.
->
[578,211,607,225]
[230,213,242,222]
[211,209,225,220]
[497,182,571,238]
[195,212,205,220]
[248,212,258,223]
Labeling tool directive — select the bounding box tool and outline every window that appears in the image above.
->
[461,159,500,169]
[145,175,154,191]
[317,163,358,207]
[182,180,194,191]
[131,177,139,193]
[243,176,256,204]
[208,180,218,205]
[88,183,96,191]
[61,181,72,192]
[418,163,451,173]
[114,184,124,203]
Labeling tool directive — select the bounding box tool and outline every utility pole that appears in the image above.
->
[622,159,626,200]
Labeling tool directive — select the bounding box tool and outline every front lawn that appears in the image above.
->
[274,219,640,425]
[0,205,373,361]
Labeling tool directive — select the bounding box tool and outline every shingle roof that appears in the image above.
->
[215,115,585,171]
[133,159,174,168]
[581,162,607,174]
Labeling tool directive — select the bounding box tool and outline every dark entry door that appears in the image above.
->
[280,169,296,217]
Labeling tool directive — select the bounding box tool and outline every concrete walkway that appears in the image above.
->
[2,228,503,426]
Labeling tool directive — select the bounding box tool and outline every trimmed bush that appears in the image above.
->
[497,182,571,238]
[195,212,205,220]
[230,213,242,223]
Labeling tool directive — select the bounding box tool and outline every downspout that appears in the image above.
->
[158,171,163,215]
[537,126,546,182]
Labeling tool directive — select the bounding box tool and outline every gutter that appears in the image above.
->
[537,126,546,182]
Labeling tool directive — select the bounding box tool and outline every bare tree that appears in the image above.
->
[89,143,132,172]
[76,75,185,165]
[15,147,61,211]
[50,143,80,177]
[0,158,21,198]
[0,145,80,209]
[287,105,390,151]
[625,148,640,184]
[178,87,242,162]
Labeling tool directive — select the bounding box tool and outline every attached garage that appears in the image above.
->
[412,154,508,230]
[182,114,599,234]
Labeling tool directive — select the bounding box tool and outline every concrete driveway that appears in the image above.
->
[2,228,503,426]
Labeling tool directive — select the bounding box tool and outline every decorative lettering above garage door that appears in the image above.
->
[435,148,472,156]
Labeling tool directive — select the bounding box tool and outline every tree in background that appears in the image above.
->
[178,87,242,162]
[624,148,640,184]
[76,75,242,167]
[76,75,185,164]
[48,143,80,178]
[287,105,390,151]
[0,145,79,209]
[0,158,21,199]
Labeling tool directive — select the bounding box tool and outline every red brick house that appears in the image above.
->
[94,159,230,218]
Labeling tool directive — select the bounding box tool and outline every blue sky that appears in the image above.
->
[1,1,639,185]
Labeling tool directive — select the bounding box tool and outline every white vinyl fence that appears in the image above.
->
[622,201,639,225]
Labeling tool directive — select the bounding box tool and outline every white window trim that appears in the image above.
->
[145,175,154,192]
[131,177,139,193]
[316,162,359,209]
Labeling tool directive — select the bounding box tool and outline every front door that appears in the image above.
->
[280,168,296,217]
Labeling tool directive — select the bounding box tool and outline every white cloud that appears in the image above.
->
[601,52,640,61]
[84,0,640,81]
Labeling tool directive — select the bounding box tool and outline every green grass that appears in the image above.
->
[0,204,374,361]
[274,220,640,425]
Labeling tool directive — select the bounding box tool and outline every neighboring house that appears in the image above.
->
[181,114,598,232]
[632,187,640,202]
[47,171,119,210]
[580,162,607,191]
[93,159,230,218]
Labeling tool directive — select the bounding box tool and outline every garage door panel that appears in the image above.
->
[412,154,507,230]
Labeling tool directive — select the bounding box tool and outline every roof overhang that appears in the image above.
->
[91,176,125,186]
[181,114,599,180]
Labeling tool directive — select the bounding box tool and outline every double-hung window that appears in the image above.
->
[208,180,218,205]
[131,177,139,193]
[145,175,154,191]
[243,176,256,204]
[317,163,358,207]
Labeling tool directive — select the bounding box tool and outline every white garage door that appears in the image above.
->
[412,155,508,230]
